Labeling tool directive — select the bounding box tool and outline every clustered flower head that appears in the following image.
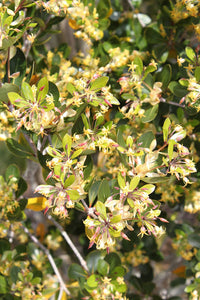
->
[0,175,19,220]
[171,0,200,23]
[40,0,103,45]
[36,133,86,217]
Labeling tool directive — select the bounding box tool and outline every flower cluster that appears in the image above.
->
[40,0,104,44]
[8,78,62,135]
[171,0,200,23]
[172,230,197,261]
[0,175,19,220]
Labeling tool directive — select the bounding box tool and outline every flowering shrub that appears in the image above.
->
[0,0,200,299]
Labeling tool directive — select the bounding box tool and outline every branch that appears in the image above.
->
[21,224,71,296]
[7,47,10,84]
[160,97,185,108]
[47,214,89,273]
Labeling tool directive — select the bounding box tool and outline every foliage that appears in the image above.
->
[0,0,200,299]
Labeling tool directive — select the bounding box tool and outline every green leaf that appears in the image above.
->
[86,250,106,273]
[81,113,89,129]
[90,76,109,91]
[168,81,187,97]
[37,77,49,101]
[110,215,122,225]
[10,266,21,283]
[163,117,171,142]
[0,239,10,255]
[67,190,80,201]
[130,176,140,191]
[66,82,76,95]
[0,83,19,103]
[142,176,170,184]
[42,287,58,297]
[89,180,101,206]
[158,64,172,89]
[144,65,157,78]
[96,201,107,219]
[184,284,196,293]
[141,104,158,123]
[6,164,20,181]
[141,184,155,195]
[145,28,164,44]
[7,47,26,85]
[21,81,34,102]
[97,259,109,276]
[68,263,86,280]
[97,0,111,19]
[195,66,200,82]
[118,173,125,189]
[185,47,196,61]
[83,156,93,180]
[188,233,200,248]
[6,138,35,158]
[49,81,60,107]
[0,275,7,294]
[134,56,143,75]
[64,175,75,188]
[8,92,27,107]
[71,149,82,159]
[87,274,98,288]
[138,131,155,148]
[62,133,72,157]
[110,266,125,279]
[98,179,110,202]
[168,139,176,161]
[105,252,121,272]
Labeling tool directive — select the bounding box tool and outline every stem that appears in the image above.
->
[53,103,73,124]
[21,224,71,296]
[81,199,98,219]
[160,97,185,108]
[23,132,38,157]
[7,47,10,83]
[57,287,64,300]
[127,0,135,10]
[47,214,89,273]
[14,0,26,14]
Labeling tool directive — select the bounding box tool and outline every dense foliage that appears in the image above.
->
[0,0,200,299]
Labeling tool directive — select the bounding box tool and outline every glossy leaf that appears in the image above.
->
[141,104,158,123]
[95,201,107,219]
[62,133,72,157]
[90,76,109,91]
[98,179,110,202]
[37,77,49,101]
[97,259,109,276]
[5,164,20,181]
[68,263,86,280]
[21,81,34,102]
[89,180,101,206]
[163,117,171,142]
[64,175,75,188]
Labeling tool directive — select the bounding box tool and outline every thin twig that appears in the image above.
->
[7,47,10,84]
[23,132,38,157]
[127,0,135,10]
[160,97,185,108]
[57,287,64,300]
[21,224,71,296]
[47,214,89,273]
